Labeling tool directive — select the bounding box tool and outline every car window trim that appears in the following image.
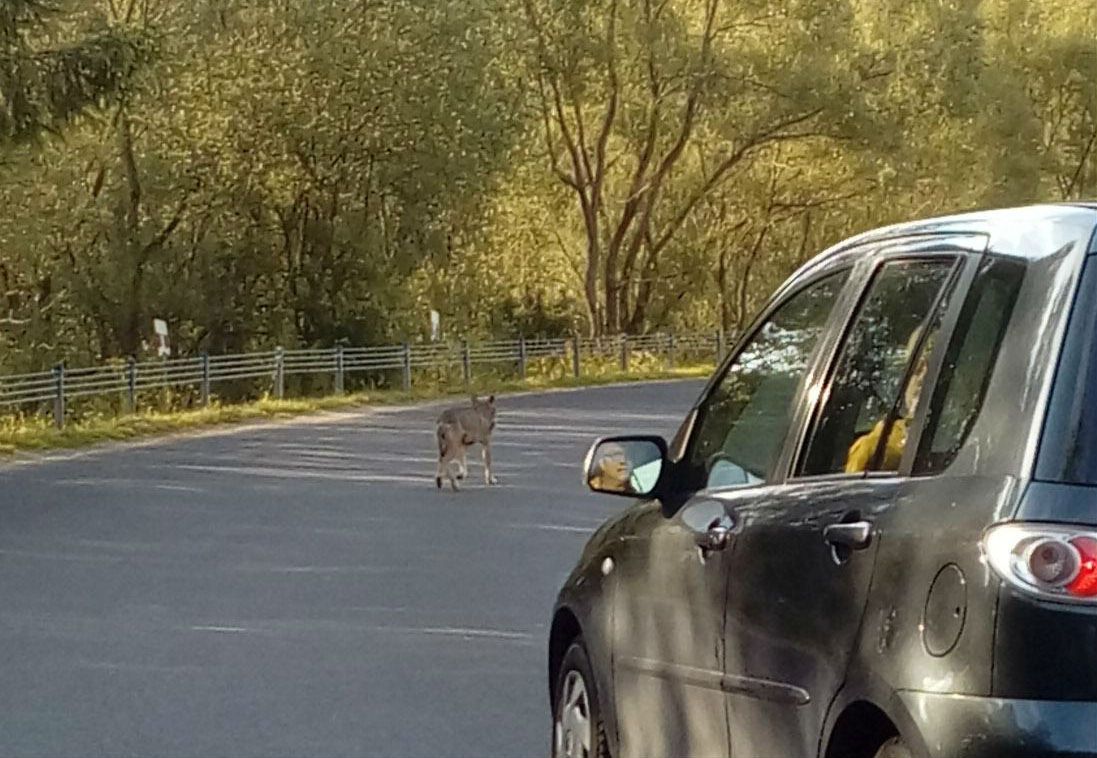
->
[897,254,983,476]
[683,232,991,496]
[910,255,1026,477]
[681,264,857,492]
[770,253,880,485]
[689,265,854,414]
[783,248,982,484]
[866,258,966,472]
[690,233,989,424]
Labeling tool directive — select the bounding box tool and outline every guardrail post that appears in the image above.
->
[572,334,581,378]
[52,363,65,429]
[274,347,285,400]
[462,339,471,384]
[716,329,725,365]
[335,345,345,394]
[126,357,137,414]
[402,343,412,391]
[620,334,629,372]
[201,352,211,407]
[518,336,527,380]
[667,333,676,369]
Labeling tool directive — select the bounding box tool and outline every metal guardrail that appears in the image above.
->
[0,332,729,428]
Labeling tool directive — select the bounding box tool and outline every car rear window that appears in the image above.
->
[912,256,1025,475]
[1037,256,1097,485]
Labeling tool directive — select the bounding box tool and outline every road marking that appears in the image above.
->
[174,464,428,483]
[507,522,594,533]
[396,626,532,640]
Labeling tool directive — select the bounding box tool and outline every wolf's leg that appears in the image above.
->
[435,427,446,489]
[445,451,461,491]
[437,429,460,491]
[483,443,498,485]
[457,449,467,480]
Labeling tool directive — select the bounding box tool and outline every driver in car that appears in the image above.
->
[845,326,933,473]
[588,442,637,494]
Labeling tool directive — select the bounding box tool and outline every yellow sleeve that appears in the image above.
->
[880,418,908,470]
[845,421,885,473]
[845,418,909,474]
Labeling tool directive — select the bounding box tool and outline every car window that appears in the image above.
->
[688,270,849,489]
[798,259,956,477]
[1038,254,1097,484]
[914,257,1024,476]
[630,458,663,492]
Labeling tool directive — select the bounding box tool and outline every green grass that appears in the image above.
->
[0,364,712,456]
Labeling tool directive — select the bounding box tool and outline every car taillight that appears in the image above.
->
[1067,537,1097,598]
[984,524,1097,603]
[1025,538,1079,585]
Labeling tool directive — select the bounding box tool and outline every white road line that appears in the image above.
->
[396,626,532,640]
[190,625,252,633]
[507,522,595,533]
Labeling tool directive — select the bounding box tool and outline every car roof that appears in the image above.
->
[785,203,1097,292]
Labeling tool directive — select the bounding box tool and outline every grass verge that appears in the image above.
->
[0,365,711,457]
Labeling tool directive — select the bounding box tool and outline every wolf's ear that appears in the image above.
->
[488,394,495,405]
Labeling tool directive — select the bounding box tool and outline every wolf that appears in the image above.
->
[435,395,498,491]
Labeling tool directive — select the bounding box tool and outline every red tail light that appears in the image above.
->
[984,524,1097,604]
[1067,537,1097,598]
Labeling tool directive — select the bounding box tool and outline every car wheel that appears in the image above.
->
[553,639,609,758]
[873,737,913,758]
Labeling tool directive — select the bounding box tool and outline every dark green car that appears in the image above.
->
[550,203,1097,758]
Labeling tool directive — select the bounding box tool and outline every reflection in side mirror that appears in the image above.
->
[584,436,666,497]
[706,457,763,488]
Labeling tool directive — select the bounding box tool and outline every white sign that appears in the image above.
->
[430,310,441,341]
[153,318,170,357]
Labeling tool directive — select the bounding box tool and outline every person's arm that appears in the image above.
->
[845,421,884,473]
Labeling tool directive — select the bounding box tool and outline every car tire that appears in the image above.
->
[873,736,913,758]
[553,638,610,758]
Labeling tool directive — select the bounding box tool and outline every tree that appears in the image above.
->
[2,0,1095,382]
[0,0,149,372]
[0,0,149,147]
[519,0,866,335]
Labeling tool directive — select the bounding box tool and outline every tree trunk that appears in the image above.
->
[581,199,601,336]
[119,109,143,357]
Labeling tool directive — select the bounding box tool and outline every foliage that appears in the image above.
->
[0,0,1094,374]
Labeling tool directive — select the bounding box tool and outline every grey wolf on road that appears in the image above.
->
[435,395,498,491]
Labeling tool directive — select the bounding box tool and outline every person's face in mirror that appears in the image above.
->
[592,444,631,491]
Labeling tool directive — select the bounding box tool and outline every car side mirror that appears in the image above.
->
[583,436,667,497]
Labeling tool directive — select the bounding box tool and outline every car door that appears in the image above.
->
[611,267,853,758]
[717,245,983,758]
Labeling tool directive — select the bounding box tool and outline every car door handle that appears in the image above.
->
[823,521,873,550]
[695,515,736,552]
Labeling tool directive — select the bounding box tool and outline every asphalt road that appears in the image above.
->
[0,380,704,758]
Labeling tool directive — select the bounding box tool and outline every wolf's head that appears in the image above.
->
[470,394,496,425]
